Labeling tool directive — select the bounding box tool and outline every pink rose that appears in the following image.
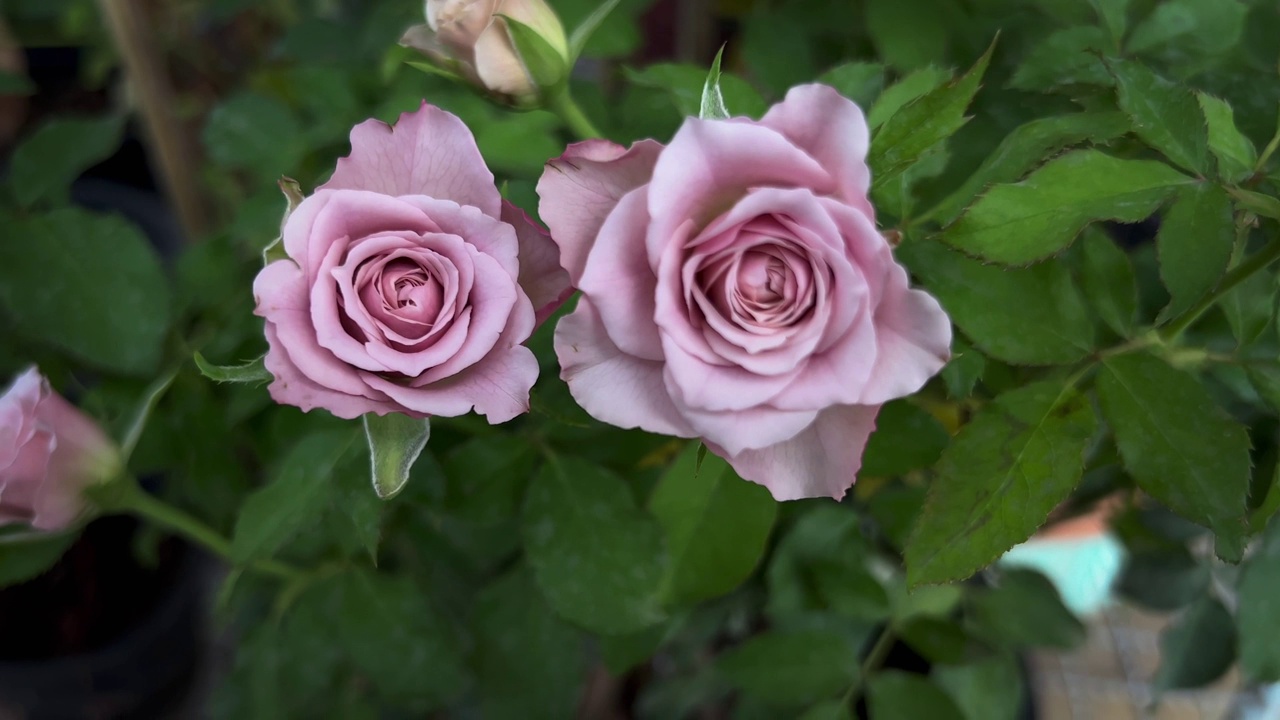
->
[537,85,952,500]
[254,102,570,422]
[1,367,120,530]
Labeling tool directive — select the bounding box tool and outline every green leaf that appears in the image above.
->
[942,150,1190,265]
[1221,256,1277,347]
[1090,0,1129,48]
[1098,352,1251,560]
[194,353,271,384]
[230,431,355,564]
[941,337,985,399]
[1156,183,1235,319]
[766,506,890,622]
[1238,517,1280,681]
[797,701,853,720]
[968,569,1086,649]
[1110,60,1209,175]
[868,41,994,189]
[523,454,667,634]
[334,570,471,709]
[648,443,777,606]
[928,112,1131,225]
[867,66,949,129]
[362,413,430,500]
[699,46,729,120]
[9,115,124,207]
[905,380,1097,586]
[1152,595,1236,693]
[933,653,1025,720]
[818,62,885,109]
[441,435,538,524]
[0,531,77,587]
[331,450,383,563]
[897,617,988,664]
[501,14,567,89]
[567,0,623,61]
[1079,227,1139,336]
[473,567,585,720]
[1115,547,1208,611]
[0,208,170,376]
[1199,94,1258,183]
[1008,26,1112,91]
[898,241,1094,365]
[718,630,859,706]
[1249,458,1280,533]
[861,400,949,477]
[203,92,305,182]
[1127,0,1247,57]
[867,671,965,720]
[865,0,949,72]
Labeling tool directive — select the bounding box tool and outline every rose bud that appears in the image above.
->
[402,0,569,107]
[1,367,121,531]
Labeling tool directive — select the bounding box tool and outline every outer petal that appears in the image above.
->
[578,187,663,360]
[716,403,879,501]
[255,259,389,400]
[858,262,953,405]
[365,344,538,423]
[0,367,43,471]
[760,84,875,218]
[0,431,50,525]
[321,102,502,218]
[555,300,697,438]
[537,139,663,282]
[501,200,573,324]
[262,324,403,419]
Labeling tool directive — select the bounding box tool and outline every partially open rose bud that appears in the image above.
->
[1,368,121,531]
[402,0,569,107]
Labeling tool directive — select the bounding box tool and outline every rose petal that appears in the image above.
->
[714,403,879,501]
[255,259,390,398]
[321,102,503,218]
[646,119,833,268]
[501,200,573,325]
[555,300,697,438]
[286,191,440,280]
[0,428,50,526]
[664,371,819,455]
[760,84,875,219]
[365,344,538,423]
[261,324,403,420]
[474,20,533,97]
[858,262,953,405]
[397,195,519,280]
[0,367,43,471]
[537,138,664,283]
[578,187,663,360]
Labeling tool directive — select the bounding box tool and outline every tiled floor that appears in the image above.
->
[1030,604,1246,720]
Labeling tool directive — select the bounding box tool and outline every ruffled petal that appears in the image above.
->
[537,138,663,282]
[714,403,879,501]
[320,102,502,218]
[501,200,573,325]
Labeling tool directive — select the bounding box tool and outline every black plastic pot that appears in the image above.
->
[0,518,206,720]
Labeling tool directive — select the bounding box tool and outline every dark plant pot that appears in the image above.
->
[0,517,206,720]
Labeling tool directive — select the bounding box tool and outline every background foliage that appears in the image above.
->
[2,0,1280,717]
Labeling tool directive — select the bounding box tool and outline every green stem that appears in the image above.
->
[1162,234,1280,341]
[549,90,603,140]
[843,625,896,708]
[117,483,301,581]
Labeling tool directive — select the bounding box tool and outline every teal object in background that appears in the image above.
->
[999,533,1127,616]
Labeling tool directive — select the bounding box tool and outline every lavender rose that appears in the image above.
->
[537,85,952,500]
[1,367,120,530]
[254,102,570,422]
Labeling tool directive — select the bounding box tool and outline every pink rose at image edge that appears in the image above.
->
[537,84,953,501]
[0,367,120,531]
[253,102,571,423]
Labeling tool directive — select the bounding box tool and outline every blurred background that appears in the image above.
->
[1,0,1280,718]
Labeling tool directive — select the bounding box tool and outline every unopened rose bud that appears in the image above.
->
[0,367,121,531]
[404,0,569,107]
